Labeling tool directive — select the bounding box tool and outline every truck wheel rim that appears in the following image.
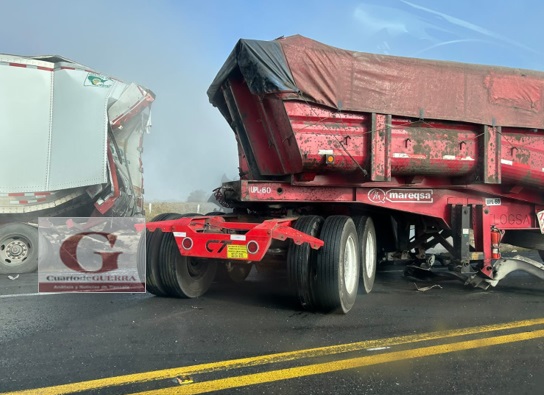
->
[0,236,31,266]
[344,234,358,294]
[365,230,376,278]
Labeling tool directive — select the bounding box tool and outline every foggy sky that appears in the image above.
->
[1,0,543,201]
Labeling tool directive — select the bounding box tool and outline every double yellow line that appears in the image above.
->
[5,317,544,395]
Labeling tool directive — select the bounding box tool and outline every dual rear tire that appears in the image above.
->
[288,215,377,314]
[140,213,216,298]
[141,212,378,310]
[353,216,377,294]
[314,216,360,313]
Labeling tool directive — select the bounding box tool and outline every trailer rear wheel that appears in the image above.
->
[353,216,377,294]
[142,213,176,296]
[160,237,217,298]
[136,232,146,285]
[0,223,39,274]
[158,214,216,298]
[287,215,324,310]
[314,216,360,314]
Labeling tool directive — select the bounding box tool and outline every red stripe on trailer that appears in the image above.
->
[8,192,51,197]
[36,198,47,203]
[19,200,28,204]
[5,63,53,71]
[60,66,75,70]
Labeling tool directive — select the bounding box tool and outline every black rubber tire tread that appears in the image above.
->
[136,232,146,285]
[353,216,377,294]
[0,223,39,274]
[158,213,217,298]
[314,216,360,314]
[286,215,324,310]
[159,229,183,297]
[156,213,185,297]
[143,212,176,296]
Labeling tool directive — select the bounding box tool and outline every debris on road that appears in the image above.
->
[414,283,443,292]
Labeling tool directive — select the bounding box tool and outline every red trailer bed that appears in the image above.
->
[143,35,544,313]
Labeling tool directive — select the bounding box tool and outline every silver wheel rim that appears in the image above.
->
[365,229,376,278]
[344,234,358,294]
[0,236,31,266]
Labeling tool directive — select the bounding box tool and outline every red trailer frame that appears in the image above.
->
[143,35,544,313]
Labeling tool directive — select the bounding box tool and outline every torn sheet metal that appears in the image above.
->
[0,54,154,194]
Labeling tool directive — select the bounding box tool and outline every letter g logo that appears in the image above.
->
[60,232,122,273]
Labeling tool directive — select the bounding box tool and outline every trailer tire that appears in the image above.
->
[158,213,216,298]
[0,223,40,274]
[314,216,360,314]
[143,213,176,296]
[287,215,324,310]
[136,232,146,285]
[353,216,377,294]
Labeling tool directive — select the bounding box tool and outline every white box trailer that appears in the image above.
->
[0,53,154,273]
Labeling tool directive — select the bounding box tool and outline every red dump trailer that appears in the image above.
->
[142,35,544,313]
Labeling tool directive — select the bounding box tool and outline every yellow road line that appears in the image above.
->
[3,317,544,395]
[133,329,544,395]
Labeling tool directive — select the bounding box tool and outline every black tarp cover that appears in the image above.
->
[209,35,544,129]
[208,39,297,107]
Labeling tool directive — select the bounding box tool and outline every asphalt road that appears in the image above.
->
[1,255,543,395]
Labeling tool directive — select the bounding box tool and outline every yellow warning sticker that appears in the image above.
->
[227,244,248,259]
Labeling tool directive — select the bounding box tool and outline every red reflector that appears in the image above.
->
[181,237,193,250]
[247,240,259,254]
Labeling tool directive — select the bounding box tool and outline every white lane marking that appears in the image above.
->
[0,292,63,299]
[367,347,391,351]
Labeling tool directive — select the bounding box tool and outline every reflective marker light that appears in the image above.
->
[247,240,259,254]
[181,237,193,250]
